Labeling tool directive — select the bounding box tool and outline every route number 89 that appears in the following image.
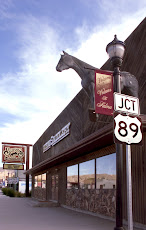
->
[114,114,142,144]
[118,121,138,138]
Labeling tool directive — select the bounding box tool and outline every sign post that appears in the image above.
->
[114,95,142,230]
[2,142,33,197]
[126,145,133,230]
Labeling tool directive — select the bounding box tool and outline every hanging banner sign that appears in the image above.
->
[2,145,25,163]
[95,70,113,115]
[3,164,24,170]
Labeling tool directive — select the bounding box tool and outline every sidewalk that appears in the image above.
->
[0,190,144,230]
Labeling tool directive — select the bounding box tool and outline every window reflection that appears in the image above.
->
[79,160,95,189]
[67,164,78,189]
[96,153,116,189]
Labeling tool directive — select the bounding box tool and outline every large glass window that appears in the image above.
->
[42,173,46,188]
[34,173,47,188]
[67,164,78,189]
[96,153,116,189]
[37,175,42,188]
[79,160,95,189]
[34,176,38,188]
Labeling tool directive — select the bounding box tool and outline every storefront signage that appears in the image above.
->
[95,70,113,115]
[3,164,24,170]
[43,122,71,153]
[2,145,25,163]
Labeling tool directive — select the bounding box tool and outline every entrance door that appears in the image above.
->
[51,174,58,201]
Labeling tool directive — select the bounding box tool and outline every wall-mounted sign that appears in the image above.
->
[2,145,25,163]
[43,122,71,153]
[95,70,113,116]
[3,164,24,170]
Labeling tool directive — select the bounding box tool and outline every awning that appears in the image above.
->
[25,114,146,175]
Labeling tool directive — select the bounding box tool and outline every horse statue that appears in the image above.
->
[56,51,138,117]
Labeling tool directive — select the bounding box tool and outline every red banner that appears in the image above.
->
[95,70,113,116]
[2,145,25,163]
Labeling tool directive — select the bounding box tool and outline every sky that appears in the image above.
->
[0,0,145,168]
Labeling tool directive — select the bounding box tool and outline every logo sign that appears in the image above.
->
[43,122,71,153]
[3,164,24,170]
[2,145,25,163]
[95,70,113,115]
[114,93,140,115]
[114,113,142,145]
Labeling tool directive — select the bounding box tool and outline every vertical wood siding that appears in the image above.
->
[123,132,146,224]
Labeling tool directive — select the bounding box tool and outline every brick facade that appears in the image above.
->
[66,188,116,218]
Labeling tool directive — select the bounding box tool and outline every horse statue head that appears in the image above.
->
[56,51,73,72]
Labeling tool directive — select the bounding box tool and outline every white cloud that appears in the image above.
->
[73,10,145,68]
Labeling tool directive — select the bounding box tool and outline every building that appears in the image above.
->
[26,18,146,228]
[0,168,15,187]
[0,167,31,193]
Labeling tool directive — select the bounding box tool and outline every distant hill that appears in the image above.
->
[67,173,116,182]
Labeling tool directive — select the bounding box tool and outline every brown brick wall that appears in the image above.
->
[33,187,46,200]
[66,188,116,218]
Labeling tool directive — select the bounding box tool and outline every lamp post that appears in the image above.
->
[106,35,125,230]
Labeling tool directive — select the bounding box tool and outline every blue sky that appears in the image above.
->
[0,0,145,167]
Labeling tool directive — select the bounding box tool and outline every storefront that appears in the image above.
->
[26,18,146,227]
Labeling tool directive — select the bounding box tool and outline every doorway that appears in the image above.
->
[51,174,58,201]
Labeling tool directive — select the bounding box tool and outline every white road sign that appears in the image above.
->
[8,177,19,184]
[114,113,142,144]
[114,93,139,115]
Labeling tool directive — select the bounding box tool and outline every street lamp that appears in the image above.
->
[106,35,125,93]
[106,35,126,230]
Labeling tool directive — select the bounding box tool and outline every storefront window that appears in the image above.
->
[34,176,38,188]
[67,164,78,189]
[96,153,116,189]
[79,160,95,189]
[42,173,46,188]
[37,175,42,188]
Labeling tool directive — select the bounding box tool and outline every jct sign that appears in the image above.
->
[114,93,140,115]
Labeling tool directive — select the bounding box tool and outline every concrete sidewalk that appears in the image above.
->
[0,190,144,230]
